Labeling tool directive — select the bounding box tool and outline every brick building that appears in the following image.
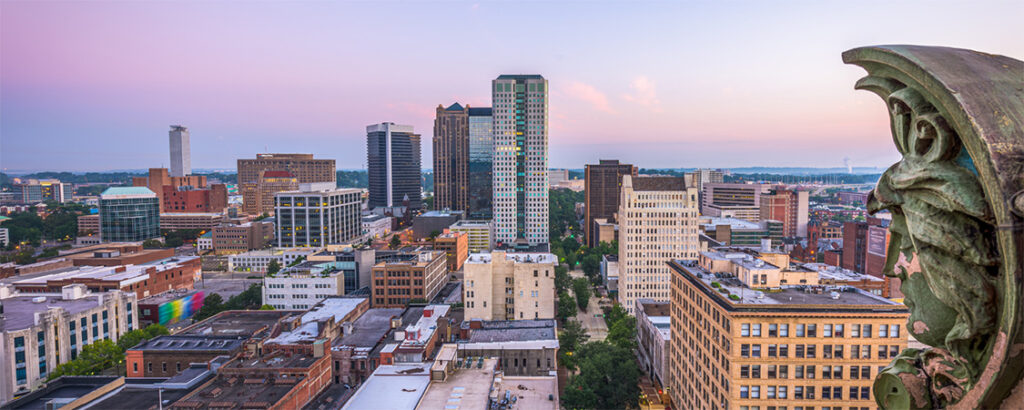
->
[583,159,637,247]
[11,256,200,299]
[211,221,274,254]
[433,231,468,271]
[370,251,447,308]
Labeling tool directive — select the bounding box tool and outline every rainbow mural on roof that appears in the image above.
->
[157,291,205,325]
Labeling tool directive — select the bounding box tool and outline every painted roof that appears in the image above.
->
[100,186,156,197]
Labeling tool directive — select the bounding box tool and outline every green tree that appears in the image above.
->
[562,342,641,410]
[142,239,163,249]
[143,324,170,338]
[48,339,124,379]
[581,254,601,277]
[558,320,590,371]
[573,278,591,311]
[254,212,270,221]
[554,265,571,295]
[266,260,282,275]
[259,304,275,310]
[390,235,401,249]
[607,315,638,350]
[557,292,576,322]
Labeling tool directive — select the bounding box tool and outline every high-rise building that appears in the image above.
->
[468,107,494,219]
[492,75,549,248]
[448,219,493,253]
[702,182,770,222]
[274,183,362,247]
[244,170,298,216]
[760,188,810,238]
[99,187,160,242]
[168,125,191,177]
[237,153,336,215]
[618,175,699,314]
[433,103,470,213]
[12,179,72,204]
[667,252,909,409]
[584,160,638,247]
[685,168,725,193]
[366,123,422,210]
[463,251,556,321]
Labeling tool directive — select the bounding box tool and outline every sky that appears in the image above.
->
[1,1,1022,173]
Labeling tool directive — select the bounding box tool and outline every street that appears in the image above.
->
[567,268,609,341]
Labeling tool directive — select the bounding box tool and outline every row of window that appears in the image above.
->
[740,323,901,338]
[740,343,902,359]
[741,364,878,380]
[739,385,871,400]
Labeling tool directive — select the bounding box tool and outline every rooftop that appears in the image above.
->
[418,358,498,410]
[467,107,492,116]
[341,364,431,410]
[179,310,294,338]
[301,297,367,324]
[496,74,545,80]
[496,376,559,410]
[631,176,688,191]
[465,252,557,264]
[3,376,120,410]
[100,186,157,198]
[460,319,558,350]
[701,217,762,230]
[335,308,405,349]
[138,289,201,306]
[804,263,884,282]
[450,219,491,228]
[670,260,907,311]
[0,291,110,332]
[221,350,322,370]
[398,304,451,348]
[418,210,465,218]
[10,257,199,288]
[129,335,246,352]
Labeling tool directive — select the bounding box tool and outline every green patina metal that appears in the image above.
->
[843,45,1024,409]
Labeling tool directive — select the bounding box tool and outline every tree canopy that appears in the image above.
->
[562,341,640,410]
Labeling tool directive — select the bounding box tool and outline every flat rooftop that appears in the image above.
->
[87,383,195,410]
[301,297,367,324]
[173,375,299,409]
[701,217,761,230]
[341,364,431,410]
[3,376,120,410]
[460,319,558,350]
[450,220,490,228]
[465,252,557,264]
[10,257,198,287]
[497,376,559,410]
[804,263,884,282]
[670,260,907,311]
[138,289,201,306]
[222,351,321,370]
[0,292,105,332]
[335,308,404,349]
[130,335,246,352]
[179,310,294,338]
[418,358,497,410]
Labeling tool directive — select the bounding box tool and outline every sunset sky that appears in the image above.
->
[2,1,1021,172]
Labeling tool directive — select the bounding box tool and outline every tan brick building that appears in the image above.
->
[463,251,556,321]
[211,221,274,254]
[433,230,468,271]
[667,252,909,410]
[371,251,447,308]
[618,175,700,314]
[237,154,335,215]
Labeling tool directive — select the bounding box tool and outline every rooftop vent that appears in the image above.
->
[32,296,47,303]
[830,291,841,300]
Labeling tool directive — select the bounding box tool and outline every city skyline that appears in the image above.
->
[2,1,1022,172]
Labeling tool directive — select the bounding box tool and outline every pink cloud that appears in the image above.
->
[622,76,662,112]
[564,81,615,114]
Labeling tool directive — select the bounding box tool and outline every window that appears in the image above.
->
[835,324,844,337]
[863,324,872,338]
[742,323,750,337]
[861,386,871,400]
[741,344,750,358]
[889,324,900,338]
[752,323,761,337]
[780,324,789,337]
[796,344,804,358]
[768,344,777,357]
[824,324,832,337]
[807,344,816,358]
[752,344,761,357]
[741,365,750,378]
[862,366,871,379]
[851,324,860,337]
[741,386,749,398]
[807,324,817,337]
[779,344,789,357]
[807,365,816,379]
[767,386,776,399]
[796,366,804,379]
[823,366,832,379]
[795,386,804,399]
[768,324,777,337]
[751,386,760,399]
[796,324,805,337]
[752,365,761,378]
[767,365,776,378]
[879,324,888,338]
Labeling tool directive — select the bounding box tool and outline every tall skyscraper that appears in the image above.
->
[168,125,191,177]
[367,122,422,210]
[584,159,637,247]
[433,103,470,212]
[618,175,699,315]
[274,183,362,247]
[468,107,494,219]
[492,75,548,248]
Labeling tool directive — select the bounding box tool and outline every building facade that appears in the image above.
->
[433,231,468,272]
[433,103,470,213]
[275,183,361,247]
[361,214,392,240]
[702,183,770,222]
[370,251,447,308]
[463,251,556,321]
[245,170,299,215]
[227,247,319,273]
[99,187,160,242]
[667,257,910,410]
[618,175,699,314]
[158,212,222,231]
[168,125,191,177]
[584,160,638,248]
[161,184,228,213]
[492,75,549,247]
[367,122,422,210]
[12,179,72,204]
[635,299,670,389]
[448,219,493,253]
[468,107,494,219]
[457,319,559,377]
[0,285,137,402]
[760,188,810,238]
[263,262,347,310]
[237,153,336,215]
[211,221,274,254]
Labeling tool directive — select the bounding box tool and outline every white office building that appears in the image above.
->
[168,125,191,178]
[263,261,346,310]
[492,75,549,248]
[227,247,320,273]
[275,183,362,247]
